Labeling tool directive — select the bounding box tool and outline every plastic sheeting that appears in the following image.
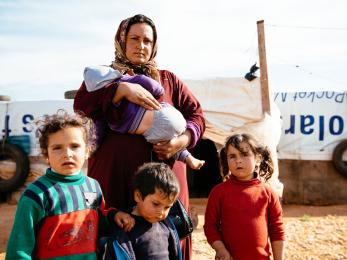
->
[0,78,284,196]
[186,77,284,196]
[274,91,347,160]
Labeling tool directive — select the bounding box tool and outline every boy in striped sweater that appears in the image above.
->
[6,111,134,260]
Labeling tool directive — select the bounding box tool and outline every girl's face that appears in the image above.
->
[125,22,154,65]
[133,188,176,223]
[46,127,88,175]
[226,141,258,181]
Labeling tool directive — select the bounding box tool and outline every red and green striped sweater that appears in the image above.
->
[6,169,115,260]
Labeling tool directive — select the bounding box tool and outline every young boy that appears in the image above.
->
[6,111,134,260]
[100,162,182,260]
[83,65,205,170]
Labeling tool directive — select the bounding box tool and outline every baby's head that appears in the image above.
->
[220,133,274,182]
[37,110,96,175]
[132,162,180,223]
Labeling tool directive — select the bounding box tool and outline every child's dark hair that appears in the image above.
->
[133,162,180,200]
[220,133,274,182]
[36,110,96,157]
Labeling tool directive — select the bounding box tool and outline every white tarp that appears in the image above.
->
[0,78,284,196]
[186,77,283,196]
[274,91,347,160]
[186,77,263,133]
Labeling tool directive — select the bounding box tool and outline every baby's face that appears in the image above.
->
[134,188,176,223]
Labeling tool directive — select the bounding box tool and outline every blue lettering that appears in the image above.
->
[335,93,345,103]
[293,92,298,101]
[298,92,307,98]
[315,92,324,99]
[301,115,314,135]
[274,92,287,102]
[319,116,324,141]
[22,114,34,132]
[274,93,279,101]
[325,91,334,99]
[307,92,315,102]
[329,116,344,135]
[284,115,295,134]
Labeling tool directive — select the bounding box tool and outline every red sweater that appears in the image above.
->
[204,177,285,260]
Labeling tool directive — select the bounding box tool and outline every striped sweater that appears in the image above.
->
[6,169,114,260]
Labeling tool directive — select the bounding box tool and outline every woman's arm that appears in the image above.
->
[73,82,118,120]
[153,70,205,159]
[113,81,160,110]
[153,130,191,160]
[74,80,161,120]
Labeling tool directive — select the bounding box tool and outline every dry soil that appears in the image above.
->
[1,199,346,260]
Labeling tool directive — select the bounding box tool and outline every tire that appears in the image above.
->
[0,143,30,192]
[0,95,11,101]
[332,139,347,178]
[64,90,78,99]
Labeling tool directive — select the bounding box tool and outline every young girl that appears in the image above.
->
[6,111,134,259]
[204,133,285,260]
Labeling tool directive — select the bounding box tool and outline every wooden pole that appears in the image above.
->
[257,20,271,115]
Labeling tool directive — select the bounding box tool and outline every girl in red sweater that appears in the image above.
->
[204,133,285,260]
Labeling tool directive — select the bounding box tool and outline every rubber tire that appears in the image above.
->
[0,143,30,192]
[332,139,347,178]
[64,90,78,99]
[0,95,11,101]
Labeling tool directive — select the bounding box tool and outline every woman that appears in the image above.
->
[73,14,205,259]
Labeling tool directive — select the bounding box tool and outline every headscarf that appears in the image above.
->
[111,14,160,82]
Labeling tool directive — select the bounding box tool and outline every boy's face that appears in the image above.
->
[133,188,176,223]
[46,127,88,175]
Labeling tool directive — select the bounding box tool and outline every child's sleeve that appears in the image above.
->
[95,181,119,237]
[268,188,285,242]
[84,65,123,92]
[203,186,223,245]
[120,74,164,98]
[6,194,45,259]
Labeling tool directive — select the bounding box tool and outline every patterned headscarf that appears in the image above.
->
[111,14,160,82]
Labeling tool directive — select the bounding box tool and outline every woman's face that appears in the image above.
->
[125,23,154,65]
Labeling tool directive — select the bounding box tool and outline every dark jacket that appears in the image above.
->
[99,217,182,260]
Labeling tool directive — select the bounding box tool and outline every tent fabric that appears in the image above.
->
[186,77,283,197]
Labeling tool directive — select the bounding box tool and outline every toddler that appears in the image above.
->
[204,133,285,260]
[100,162,182,259]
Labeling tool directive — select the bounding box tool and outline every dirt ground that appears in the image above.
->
[1,199,346,260]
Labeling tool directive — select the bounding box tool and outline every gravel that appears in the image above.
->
[191,200,347,260]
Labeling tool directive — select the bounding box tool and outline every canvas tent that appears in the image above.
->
[0,77,284,197]
[185,77,284,197]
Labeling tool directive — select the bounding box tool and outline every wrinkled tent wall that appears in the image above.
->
[185,78,284,197]
[0,79,284,199]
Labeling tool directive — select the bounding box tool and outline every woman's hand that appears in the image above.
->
[113,81,161,110]
[153,130,191,160]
